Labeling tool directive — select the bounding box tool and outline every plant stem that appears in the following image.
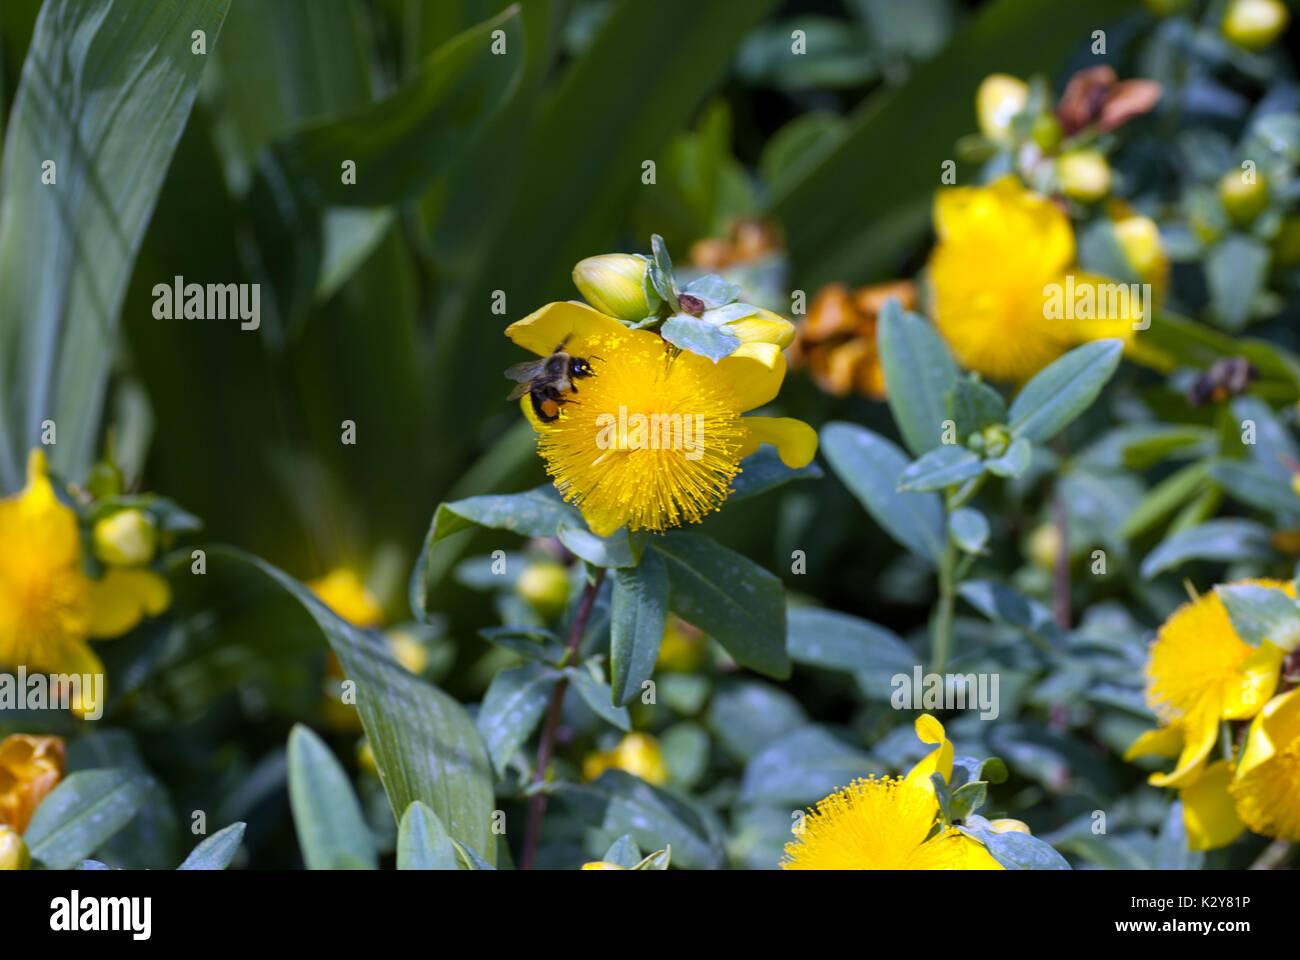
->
[1052,491,1070,629]
[520,568,606,870]
[932,537,957,675]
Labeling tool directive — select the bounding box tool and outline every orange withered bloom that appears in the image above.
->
[688,217,783,271]
[0,734,66,834]
[790,280,917,399]
[1056,66,1161,136]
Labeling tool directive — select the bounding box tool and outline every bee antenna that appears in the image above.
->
[588,355,604,363]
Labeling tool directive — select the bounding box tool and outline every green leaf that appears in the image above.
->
[566,666,632,732]
[0,0,231,489]
[24,769,150,870]
[659,313,742,361]
[478,625,568,665]
[1140,519,1275,579]
[611,552,670,706]
[288,725,376,870]
[959,824,1071,870]
[898,445,984,492]
[601,834,643,868]
[728,447,823,503]
[945,377,1008,438]
[650,532,790,679]
[1215,584,1300,651]
[559,770,725,870]
[707,680,808,762]
[1206,233,1270,331]
[1008,340,1123,444]
[948,508,990,554]
[396,801,459,871]
[739,726,881,805]
[1209,459,1300,519]
[878,301,960,457]
[958,580,1066,648]
[476,662,561,776]
[171,547,497,865]
[177,822,246,871]
[682,274,741,307]
[821,422,945,565]
[557,521,637,569]
[786,607,914,695]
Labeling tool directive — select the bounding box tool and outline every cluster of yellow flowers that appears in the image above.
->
[0,451,170,718]
[1127,581,1300,849]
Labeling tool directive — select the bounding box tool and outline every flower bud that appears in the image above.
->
[981,425,1010,459]
[1031,114,1063,152]
[581,860,626,870]
[1112,214,1167,286]
[0,826,30,870]
[1058,150,1111,202]
[516,562,571,620]
[1027,523,1061,571]
[572,254,653,321]
[386,628,429,675]
[583,732,668,786]
[1222,0,1289,51]
[92,508,157,567]
[656,615,706,673]
[976,74,1030,145]
[1218,169,1269,226]
[357,739,378,775]
[988,818,1032,835]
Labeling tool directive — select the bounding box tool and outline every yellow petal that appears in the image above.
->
[87,567,171,639]
[722,307,796,349]
[1235,686,1300,781]
[714,341,786,411]
[1148,699,1218,789]
[504,301,631,358]
[736,417,818,469]
[1124,723,1184,761]
[904,713,954,793]
[1224,641,1284,719]
[1180,760,1246,850]
[32,637,107,720]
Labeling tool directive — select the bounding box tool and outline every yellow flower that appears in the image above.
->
[1232,686,1300,842]
[1111,210,1169,289]
[1141,579,1289,788]
[582,732,668,786]
[506,302,816,537]
[0,734,65,833]
[1181,759,1247,850]
[928,177,1133,382]
[0,824,30,870]
[308,568,383,628]
[782,715,1002,870]
[580,860,626,870]
[0,451,169,718]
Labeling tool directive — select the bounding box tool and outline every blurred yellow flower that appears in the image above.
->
[1057,150,1112,202]
[782,715,1003,870]
[1141,579,1289,788]
[580,860,626,870]
[308,568,383,628]
[0,734,65,834]
[1222,0,1289,51]
[656,614,707,673]
[582,732,668,786]
[928,176,1135,382]
[506,302,816,537]
[975,74,1029,145]
[0,451,169,718]
[1232,686,1300,842]
[515,561,571,620]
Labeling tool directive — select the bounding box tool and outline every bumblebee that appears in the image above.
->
[504,336,599,423]
[1187,356,1256,407]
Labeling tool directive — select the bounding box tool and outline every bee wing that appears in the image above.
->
[507,381,532,401]
[504,359,544,382]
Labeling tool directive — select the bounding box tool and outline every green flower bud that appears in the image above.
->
[1218,169,1269,227]
[1031,114,1063,153]
[93,508,158,567]
[1222,0,1289,52]
[572,254,653,321]
[981,425,1010,459]
[976,74,1029,146]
